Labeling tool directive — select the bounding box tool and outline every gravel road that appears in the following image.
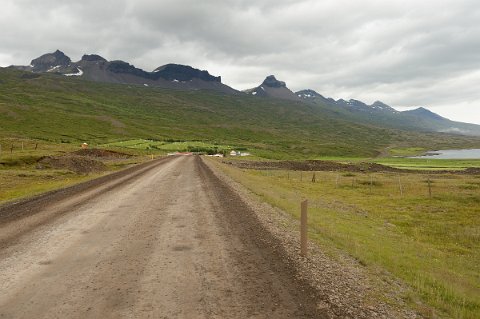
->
[0,156,325,318]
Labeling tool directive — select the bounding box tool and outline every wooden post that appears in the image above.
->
[35,143,38,150]
[369,175,373,194]
[335,174,339,188]
[311,172,316,183]
[300,200,308,257]
[428,178,432,198]
[287,171,290,180]
[10,144,13,154]
[398,176,403,197]
[21,142,24,151]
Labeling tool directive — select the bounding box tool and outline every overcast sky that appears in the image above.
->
[1,0,479,124]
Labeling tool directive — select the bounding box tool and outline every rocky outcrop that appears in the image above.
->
[30,50,71,72]
[81,54,107,62]
[244,75,299,101]
[262,75,286,88]
[153,64,221,82]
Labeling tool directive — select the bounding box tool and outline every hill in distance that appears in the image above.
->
[1,66,479,159]
[295,89,480,137]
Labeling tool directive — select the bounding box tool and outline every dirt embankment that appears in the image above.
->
[36,148,132,174]
[224,160,402,173]
[71,148,132,159]
[223,160,480,175]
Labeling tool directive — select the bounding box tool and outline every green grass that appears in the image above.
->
[0,137,150,204]
[388,147,427,156]
[214,160,480,318]
[102,139,234,154]
[374,157,480,170]
[0,169,103,204]
[1,68,479,159]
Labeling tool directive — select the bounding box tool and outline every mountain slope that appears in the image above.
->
[244,75,299,101]
[9,50,238,94]
[1,68,479,158]
[296,89,480,136]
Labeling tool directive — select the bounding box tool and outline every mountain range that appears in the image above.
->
[7,49,480,137]
[9,50,238,94]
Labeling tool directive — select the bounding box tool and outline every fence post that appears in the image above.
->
[311,172,316,183]
[398,175,403,197]
[428,178,432,198]
[300,200,308,257]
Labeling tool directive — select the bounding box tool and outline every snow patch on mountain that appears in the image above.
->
[64,68,83,77]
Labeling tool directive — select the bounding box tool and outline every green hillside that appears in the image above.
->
[0,68,479,158]
[305,97,480,137]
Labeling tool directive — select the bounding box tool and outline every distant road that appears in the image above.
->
[0,156,323,318]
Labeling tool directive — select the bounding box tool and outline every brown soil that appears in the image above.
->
[224,160,402,173]
[224,160,480,175]
[36,155,107,174]
[72,148,132,159]
[464,167,480,174]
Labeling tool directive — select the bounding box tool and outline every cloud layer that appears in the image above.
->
[1,0,479,123]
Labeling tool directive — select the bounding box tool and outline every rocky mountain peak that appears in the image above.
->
[262,75,286,88]
[106,60,151,78]
[81,54,107,62]
[153,64,221,82]
[30,50,71,72]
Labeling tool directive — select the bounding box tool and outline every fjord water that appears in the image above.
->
[413,149,480,159]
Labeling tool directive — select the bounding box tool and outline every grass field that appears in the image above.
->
[1,68,480,160]
[213,159,480,318]
[0,137,150,205]
[374,157,480,171]
[101,139,235,154]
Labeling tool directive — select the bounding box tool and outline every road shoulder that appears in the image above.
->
[203,157,420,319]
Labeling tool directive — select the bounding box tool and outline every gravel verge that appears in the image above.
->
[204,157,423,319]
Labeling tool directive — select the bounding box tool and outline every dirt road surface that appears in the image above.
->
[0,156,324,318]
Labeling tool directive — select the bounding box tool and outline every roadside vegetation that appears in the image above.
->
[213,159,480,319]
[1,68,480,159]
[0,137,149,204]
[102,139,235,155]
